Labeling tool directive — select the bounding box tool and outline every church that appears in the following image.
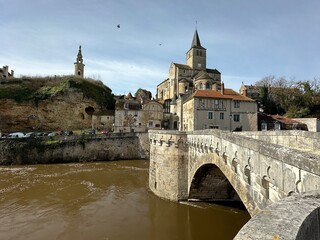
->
[156,30,258,131]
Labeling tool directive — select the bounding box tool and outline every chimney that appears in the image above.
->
[221,82,224,95]
[10,70,14,77]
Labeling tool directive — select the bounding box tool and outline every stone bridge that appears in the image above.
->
[148,130,320,239]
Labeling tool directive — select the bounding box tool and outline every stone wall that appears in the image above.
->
[149,130,188,201]
[234,191,320,240]
[236,130,320,153]
[293,118,320,132]
[0,133,149,165]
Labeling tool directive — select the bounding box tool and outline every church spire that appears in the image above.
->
[191,30,202,48]
[74,45,85,78]
[186,30,206,70]
[76,45,83,63]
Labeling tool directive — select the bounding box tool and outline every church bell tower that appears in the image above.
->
[74,45,85,78]
[186,30,206,70]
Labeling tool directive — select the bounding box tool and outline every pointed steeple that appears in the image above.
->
[76,45,83,64]
[186,30,206,70]
[191,30,202,48]
[74,45,85,78]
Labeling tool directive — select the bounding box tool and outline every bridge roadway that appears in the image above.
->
[148,130,320,240]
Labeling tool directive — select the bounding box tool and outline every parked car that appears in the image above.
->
[88,129,95,135]
[8,132,25,138]
[64,130,73,136]
[101,129,108,135]
[48,132,56,137]
[24,132,35,138]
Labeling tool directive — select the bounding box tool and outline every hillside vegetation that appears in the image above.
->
[0,76,115,110]
[255,76,320,118]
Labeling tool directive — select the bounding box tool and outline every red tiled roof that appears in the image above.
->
[271,115,303,124]
[191,89,255,102]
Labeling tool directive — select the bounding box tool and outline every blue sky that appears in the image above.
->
[1,0,320,96]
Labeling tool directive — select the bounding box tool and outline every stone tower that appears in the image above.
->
[74,45,85,78]
[186,30,206,71]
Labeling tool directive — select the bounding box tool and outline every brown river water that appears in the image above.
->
[0,160,250,240]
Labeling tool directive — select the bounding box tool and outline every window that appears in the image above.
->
[206,82,210,89]
[261,121,267,131]
[164,99,171,113]
[220,112,224,120]
[234,100,240,108]
[148,121,154,127]
[209,125,219,129]
[274,121,281,130]
[208,112,213,120]
[197,63,202,68]
[234,114,240,122]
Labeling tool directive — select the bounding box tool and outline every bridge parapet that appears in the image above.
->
[188,130,320,215]
[234,191,320,240]
[237,130,320,154]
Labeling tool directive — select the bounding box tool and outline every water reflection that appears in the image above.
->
[0,160,250,240]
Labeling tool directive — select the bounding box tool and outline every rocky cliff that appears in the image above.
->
[0,76,114,132]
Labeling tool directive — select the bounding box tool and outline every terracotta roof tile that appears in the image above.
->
[192,89,255,101]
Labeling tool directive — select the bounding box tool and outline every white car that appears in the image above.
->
[48,132,56,137]
[8,132,25,138]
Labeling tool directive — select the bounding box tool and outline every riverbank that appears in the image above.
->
[0,132,149,165]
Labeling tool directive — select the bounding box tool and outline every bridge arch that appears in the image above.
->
[188,150,258,216]
[189,163,241,202]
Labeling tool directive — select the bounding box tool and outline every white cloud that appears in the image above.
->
[86,58,167,96]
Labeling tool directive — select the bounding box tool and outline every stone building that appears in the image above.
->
[0,65,14,80]
[142,100,163,130]
[156,30,257,131]
[183,84,257,131]
[114,93,163,133]
[92,110,115,132]
[74,45,85,78]
[157,30,221,101]
[239,83,260,100]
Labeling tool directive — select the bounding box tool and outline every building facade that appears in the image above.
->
[142,100,163,130]
[183,87,257,131]
[156,30,258,131]
[114,93,163,133]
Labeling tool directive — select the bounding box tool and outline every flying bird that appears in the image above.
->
[117,24,120,28]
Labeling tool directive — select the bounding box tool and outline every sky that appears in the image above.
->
[1,0,320,97]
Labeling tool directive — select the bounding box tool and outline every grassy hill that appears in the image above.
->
[0,76,115,110]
